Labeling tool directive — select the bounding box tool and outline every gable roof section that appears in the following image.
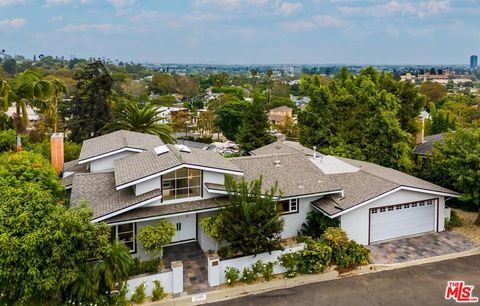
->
[114,144,243,189]
[70,172,162,221]
[78,130,163,163]
[413,134,444,155]
[250,141,316,157]
[230,153,342,197]
[269,105,292,112]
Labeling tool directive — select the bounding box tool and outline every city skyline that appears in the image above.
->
[1,0,479,65]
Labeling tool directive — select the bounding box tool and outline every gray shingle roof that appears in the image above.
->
[70,172,162,220]
[413,134,444,155]
[62,159,88,188]
[104,197,228,223]
[114,144,243,188]
[230,153,342,197]
[78,130,163,162]
[251,141,316,157]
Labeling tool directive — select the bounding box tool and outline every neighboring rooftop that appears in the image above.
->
[114,144,243,188]
[70,172,162,220]
[250,141,316,157]
[269,105,293,112]
[78,130,163,162]
[413,134,444,155]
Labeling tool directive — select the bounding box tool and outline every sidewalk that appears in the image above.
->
[146,246,480,306]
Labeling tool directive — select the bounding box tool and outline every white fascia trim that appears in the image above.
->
[281,189,344,201]
[78,148,144,164]
[205,187,228,195]
[92,195,162,223]
[328,186,459,219]
[106,207,222,226]
[116,164,244,191]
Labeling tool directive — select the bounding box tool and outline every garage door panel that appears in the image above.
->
[370,200,436,243]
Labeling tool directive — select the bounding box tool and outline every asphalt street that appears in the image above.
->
[208,255,480,306]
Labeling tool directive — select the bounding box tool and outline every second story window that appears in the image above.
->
[162,168,201,201]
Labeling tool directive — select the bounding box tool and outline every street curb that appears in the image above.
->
[146,247,480,306]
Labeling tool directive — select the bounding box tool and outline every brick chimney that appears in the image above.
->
[51,133,64,175]
[416,116,425,145]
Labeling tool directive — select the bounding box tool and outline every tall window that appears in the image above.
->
[162,168,201,201]
[277,198,299,215]
[111,223,136,253]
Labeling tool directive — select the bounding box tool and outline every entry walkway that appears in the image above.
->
[163,242,209,294]
[367,231,477,264]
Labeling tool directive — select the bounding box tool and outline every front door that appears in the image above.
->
[168,214,196,244]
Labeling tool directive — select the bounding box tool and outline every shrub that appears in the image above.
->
[297,237,332,274]
[445,210,463,230]
[336,241,370,269]
[110,286,130,306]
[130,283,146,304]
[224,267,240,286]
[300,212,340,238]
[251,260,275,281]
[129,258,160,276]
[279,252,301,278]
[151,280,167,301]
[218,246,236,259]
[241,267,258,284]
[322,227,349,262]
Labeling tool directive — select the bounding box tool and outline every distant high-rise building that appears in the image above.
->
[470,55,478,69]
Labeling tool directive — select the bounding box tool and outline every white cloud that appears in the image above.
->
[107,0,135,8]
[52,16,64,22]
[0,0,24,6]
[0,18,26,28]
[59,23,125,33]
[281,14,344,31]
[45,0,71,6]
[192,0,272,11]
[339,0,450,18]
[278,2,303,15]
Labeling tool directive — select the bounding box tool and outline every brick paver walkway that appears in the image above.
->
[163,242,209,294]
[367,231,476,264]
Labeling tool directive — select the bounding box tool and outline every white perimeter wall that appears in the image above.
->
[90,151,136,172]
[340,189,445,245]
[126,270,173,298]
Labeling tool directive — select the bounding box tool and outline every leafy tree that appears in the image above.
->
[0,129,30,153]
[65,61,113,143]
[2,58,17,75]
[214,100,249,140]
[419,81,448,104]
[211,72,229,87]
[103,102,175,144]
[137,220,176,260]
[300,211,339,238]
[418,128,480,225]
[236,101,275,153]
[218,176,284,257]
[151,95,177,106]
[150,73,176,95]
[171,110,189,137]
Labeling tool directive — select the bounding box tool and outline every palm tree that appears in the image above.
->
[47,79,67,133]
[0,79,11,111]
[104,102,175,144]
[8,69,52,150]
[96,240,133,293]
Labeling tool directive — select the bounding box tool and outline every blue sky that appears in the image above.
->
[0,0,479,65]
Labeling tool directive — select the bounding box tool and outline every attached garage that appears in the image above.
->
[369,198,437,244]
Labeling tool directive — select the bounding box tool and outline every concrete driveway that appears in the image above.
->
[367,231,477,264]
[208,254,480,306]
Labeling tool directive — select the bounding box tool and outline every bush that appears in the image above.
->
[322,227,349,262]
[252,260,275,281]
[129,258,160,276]
[336,240,370,269]
[445,210,463,230]
[130,283,146,304]
[300,211,340,238]
[110,287,131,306]
[218,246,236,259]
[224,267,240,286]
[279,252,301,278]
[241,267,258,284]
[151,280,167,301]
[297,237,332,274]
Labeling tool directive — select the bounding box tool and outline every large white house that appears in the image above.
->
[62,131,458,258]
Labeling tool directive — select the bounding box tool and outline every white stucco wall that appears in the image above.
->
[203,171,226,199]
[340,189,445,245]
[198,211,219,252]
[135,177,161,196]
[89,151,136,172]
[280,197,313,239]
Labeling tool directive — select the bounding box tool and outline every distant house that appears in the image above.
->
[6,106,40,128]
[412,115,444,159]
[269,105,293,125]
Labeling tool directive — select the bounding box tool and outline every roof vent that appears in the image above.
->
[274,160,281,167]
[154,145,169,155]
[175,144,191,153]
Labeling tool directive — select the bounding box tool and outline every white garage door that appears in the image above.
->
[370,199,436,243]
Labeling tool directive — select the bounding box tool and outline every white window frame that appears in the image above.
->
[277,198,299,215]
[162,168,201,201]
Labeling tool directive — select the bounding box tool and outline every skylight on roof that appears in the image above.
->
[154,145,169,155]
[175,144,191,153]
